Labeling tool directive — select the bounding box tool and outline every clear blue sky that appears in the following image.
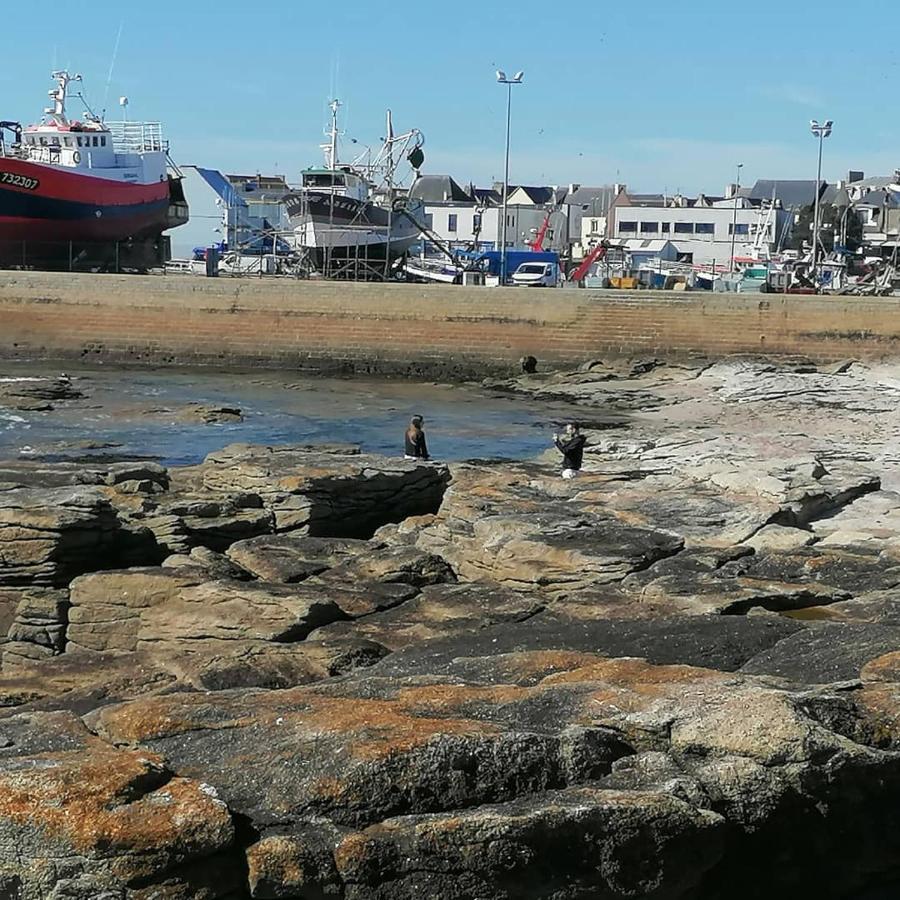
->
[5,0,897,194]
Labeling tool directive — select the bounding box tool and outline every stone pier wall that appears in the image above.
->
[2,271,900,375]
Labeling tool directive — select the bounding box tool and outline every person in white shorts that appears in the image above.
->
[553,423,586,479]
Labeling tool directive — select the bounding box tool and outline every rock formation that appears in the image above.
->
[3,359,900,898]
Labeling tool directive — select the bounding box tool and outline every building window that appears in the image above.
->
[620,221,638,234]
[729,224,750,236]
[695,223,715,235]
[661,222,670,233]
[590,218,598,233]
[448,214,458,233]
[640,222,659,234]
[473,213,482,229]
[674,222,693,234]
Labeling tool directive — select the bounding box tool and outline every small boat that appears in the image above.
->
[403,256,463,284]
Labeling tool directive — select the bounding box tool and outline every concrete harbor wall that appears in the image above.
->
[1,271,900,375]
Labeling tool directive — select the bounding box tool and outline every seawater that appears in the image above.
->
[0,364,578,466]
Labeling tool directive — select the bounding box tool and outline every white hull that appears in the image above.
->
[404,259,462,283]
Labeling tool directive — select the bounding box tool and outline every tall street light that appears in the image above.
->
[729,162,743,273]
[497,69,524,284]
[810,119,833,283]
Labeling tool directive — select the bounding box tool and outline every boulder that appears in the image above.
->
[198,444,450,536]
[226,533,373,582]
[334,788,725,900]
[3,588,70,668]
[0,709,239,899]
[0,486,122,587]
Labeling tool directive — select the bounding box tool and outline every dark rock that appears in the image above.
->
[334,787,724,900]
[740,622,900,684]
[175,404,244,424]
[372,614,804,679]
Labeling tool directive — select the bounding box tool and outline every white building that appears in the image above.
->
[608,188,792,265]
[409,176,570,254]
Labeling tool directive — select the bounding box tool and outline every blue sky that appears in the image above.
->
[4,0,898,194]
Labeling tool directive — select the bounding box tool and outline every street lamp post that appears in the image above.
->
[729,162,743,273]
[810,119,833,285]
[496,69,524,284]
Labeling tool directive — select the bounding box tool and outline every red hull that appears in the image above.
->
[0,156,172,242]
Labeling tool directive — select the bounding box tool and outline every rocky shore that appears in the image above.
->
[3,358,900,898]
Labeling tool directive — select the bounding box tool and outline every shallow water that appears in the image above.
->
[0,364,593,467]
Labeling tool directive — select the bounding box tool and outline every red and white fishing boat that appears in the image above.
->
[0,70,187,267]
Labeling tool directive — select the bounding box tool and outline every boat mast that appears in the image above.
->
[326,99,341,171]
[384,109,395,278]
[45,71,81,125]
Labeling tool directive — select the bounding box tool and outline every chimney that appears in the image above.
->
[726,183,738,199]
[614,183,626,195]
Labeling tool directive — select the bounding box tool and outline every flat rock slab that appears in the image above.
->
[371,614,803,679]
[310,581,546,650]
[740,622,900,683]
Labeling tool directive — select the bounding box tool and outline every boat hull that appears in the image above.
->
[0,157,172,243]
[285,191,425,263]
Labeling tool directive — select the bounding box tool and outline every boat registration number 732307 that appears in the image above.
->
[0,172,40,190]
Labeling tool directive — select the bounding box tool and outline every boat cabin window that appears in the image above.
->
[92,136,99,147]
[100,136,106,147]
[51,137,60,146]
[39,137,47,146]
[64,137,72,147]
[304,172,346,188]
[76,137,82,147]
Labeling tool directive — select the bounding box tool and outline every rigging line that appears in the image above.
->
[103,20,125,118]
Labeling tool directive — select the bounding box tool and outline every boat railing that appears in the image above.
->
[107,121,167,153]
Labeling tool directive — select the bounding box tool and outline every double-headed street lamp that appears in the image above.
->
[810,119,833,281]
[496,69,524,284]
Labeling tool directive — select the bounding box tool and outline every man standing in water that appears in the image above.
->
[553,423,586,479]
[405,415,430,461]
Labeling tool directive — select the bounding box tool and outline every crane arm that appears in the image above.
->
[571,241,610,282]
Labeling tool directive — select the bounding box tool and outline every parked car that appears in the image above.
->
[511,261,559,287]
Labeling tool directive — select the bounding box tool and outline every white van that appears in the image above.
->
[511,261,559,287]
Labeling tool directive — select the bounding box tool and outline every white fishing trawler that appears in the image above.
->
[284,101,427,271]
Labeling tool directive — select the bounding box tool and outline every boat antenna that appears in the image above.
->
[102,20,125,119]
